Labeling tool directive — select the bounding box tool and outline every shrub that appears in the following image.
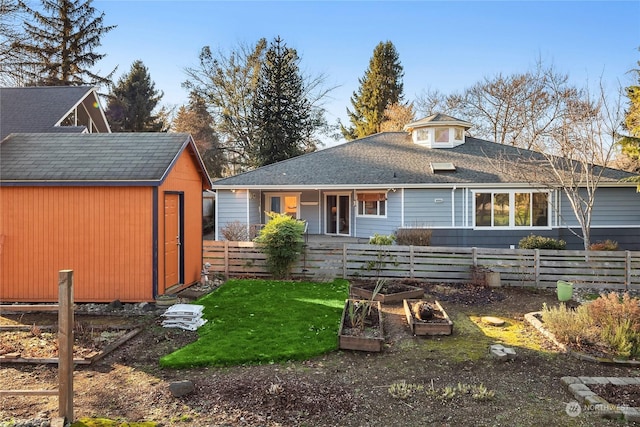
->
[395,228,432,246]
[540,302,596,345]
[589,240,619,251]
[254,212,305,279]
[369,233,395,245]
[518,234,566,250]
[220,220,249,241]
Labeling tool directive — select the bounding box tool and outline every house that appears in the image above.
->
[0,132,212,302]
[211,114,640,250]
[0,86,110,140]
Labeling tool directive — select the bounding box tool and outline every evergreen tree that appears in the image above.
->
[251,36,316,167]
[105,60,164,132]
[174,92,225,178]
[341,41,404,140]
[12,0,115,86]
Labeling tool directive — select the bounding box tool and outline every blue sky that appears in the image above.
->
[95,1,639,143]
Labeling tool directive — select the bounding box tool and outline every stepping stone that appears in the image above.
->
[481,316,505,326]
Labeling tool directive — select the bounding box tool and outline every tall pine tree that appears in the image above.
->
[105,60,164,132]
[251,36,316,167]
[341,41,404,140]
[174,92,225,178]
[12,0,115,86]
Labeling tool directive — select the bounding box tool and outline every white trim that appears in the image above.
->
[264,192,302,218]
[401,188,405,228]
[471,189,552,229]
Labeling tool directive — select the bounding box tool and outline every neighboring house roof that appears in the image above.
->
[0,133,212,187]
[0,86,110,141]
[212,132,635,189]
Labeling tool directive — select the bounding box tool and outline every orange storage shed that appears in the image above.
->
[0,133,212,302]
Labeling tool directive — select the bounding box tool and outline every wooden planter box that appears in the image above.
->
[338,299,384,352]
[350,283,424,303]
[403,299,453,336]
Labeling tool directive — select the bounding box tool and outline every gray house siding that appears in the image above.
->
[558,187,640,227]
[216,189,249,240]
[403,188,462,227]
[300,190,322,234]
[354,190,402,238]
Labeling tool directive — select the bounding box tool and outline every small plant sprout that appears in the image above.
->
[471,384,495,401]
[388,380,423,400]
[266,382,284,395]
[440,386,456,400]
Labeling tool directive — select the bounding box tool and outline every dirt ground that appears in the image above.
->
[1,282,639,427]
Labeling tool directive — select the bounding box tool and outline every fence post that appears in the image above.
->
[342,244,347,279]
[534,249,540,287]
[58,270,74,423]
[626,251,631,291]
[472,247,477,267]
[410,246,415,278]
[224,241,229,278]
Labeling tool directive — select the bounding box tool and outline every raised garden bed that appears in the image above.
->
[403,299,453,336]
[338,299,384,352]
[350,280,424,303]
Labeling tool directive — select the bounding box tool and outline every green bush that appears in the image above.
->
[369,233,395,245]
[518,234,566,250]
[254,212,305,279]
[395,228,432,246]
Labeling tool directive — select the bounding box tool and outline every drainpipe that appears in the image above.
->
[451,186,457,227]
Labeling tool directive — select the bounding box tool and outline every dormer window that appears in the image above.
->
[404,113,472,149]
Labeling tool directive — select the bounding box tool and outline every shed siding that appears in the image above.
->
[158,149,205,294]
[0,186,153,302]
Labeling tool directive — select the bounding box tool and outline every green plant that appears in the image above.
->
[540,302,596,345]
[589,239,619,251]
[394,228,432,246]
[518,234,566,250]
[471,384,495,401]
[347,279,385,331]
[388,380,423,400]
[254,212,306,279]
[369,233,395,245]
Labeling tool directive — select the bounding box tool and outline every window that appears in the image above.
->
[474,191,549,228]
[357,192,386,216]
[416,128,430,142]
[454,128,463,140]
[435,128,449,143]
[265,193,299,218]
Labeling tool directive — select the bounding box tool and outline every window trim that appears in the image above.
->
[264,192,301,219]
[472,189,551,229]
[356,191,387,218]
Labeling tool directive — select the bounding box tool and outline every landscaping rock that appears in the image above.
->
[489,344,516,361]
[169,380,195,397]
[481,316,505,326]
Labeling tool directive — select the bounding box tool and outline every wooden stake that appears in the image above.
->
[58,270,74,423]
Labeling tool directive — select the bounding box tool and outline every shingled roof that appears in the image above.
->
[0,133,210,186]
[212,132,634,189]
[0,86,109,140]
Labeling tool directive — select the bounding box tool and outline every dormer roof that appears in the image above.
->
[403,113,473,132]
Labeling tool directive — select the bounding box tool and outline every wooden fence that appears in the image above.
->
[203,241,640,291]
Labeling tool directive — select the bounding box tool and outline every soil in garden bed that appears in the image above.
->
[340,302,382,338]
[350,279,422,295]
[410,301,450,324]
[589,383,640,407]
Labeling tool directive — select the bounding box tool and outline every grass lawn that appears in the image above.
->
[159,278,349,368]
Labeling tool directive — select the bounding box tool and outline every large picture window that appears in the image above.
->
[474,191,549,228]
[357,192,386,217]
[265,193,299,218]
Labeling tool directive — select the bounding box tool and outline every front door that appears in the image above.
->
[164,193,181,289]
[326,194,350,235]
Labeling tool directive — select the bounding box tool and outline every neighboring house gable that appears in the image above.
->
[212,114,640,250]
[0,86,110,141]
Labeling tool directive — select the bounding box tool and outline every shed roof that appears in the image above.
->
[0,86,108,140]
[0,133,211,187]
[212,132,634,188]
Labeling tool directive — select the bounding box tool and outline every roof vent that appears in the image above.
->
[430,162,456,173]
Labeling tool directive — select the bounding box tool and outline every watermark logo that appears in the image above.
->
[565,401,582,417]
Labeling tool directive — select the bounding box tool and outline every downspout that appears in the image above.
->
[451,186,457,227]
[318,189,321,234]
[401,188,405,228]
[352,188,356,237]
[246,190,250,238]
[214,190,219,240]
